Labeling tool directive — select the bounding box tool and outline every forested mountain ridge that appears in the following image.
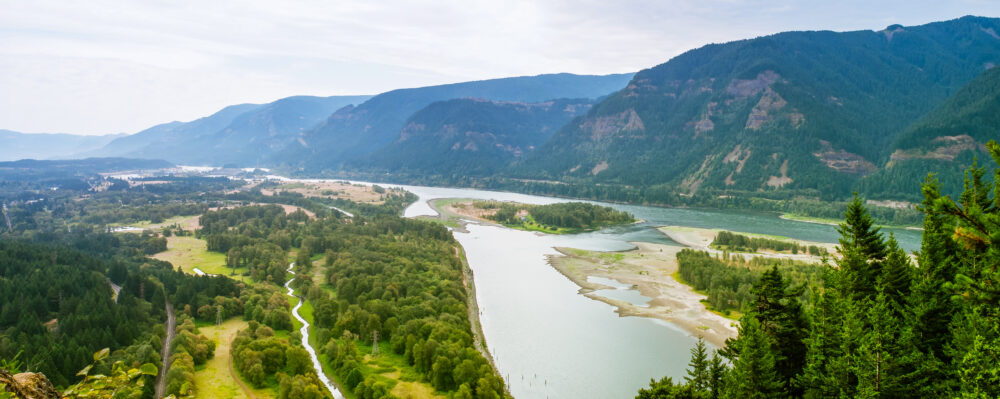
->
[284,73,634,170]
[90,95,371,166]
[351,97,596,176]
[512,16,1000,200]
[858,65,1000,201]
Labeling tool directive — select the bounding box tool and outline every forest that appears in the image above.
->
[710,231,827,256]
[474,200,634,233]
[639,140,1000,397]
[196,202,509,398]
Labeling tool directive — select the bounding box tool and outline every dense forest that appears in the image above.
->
[710,231,828,255]
[639,140,1000,397]
[475,200,634,233]
[194,201,509,398]
[675,250,825,317]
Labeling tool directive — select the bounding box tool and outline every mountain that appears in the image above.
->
[91,103,262,158]
[0,130,125,161]
[857,65,1000,201]
[92,95,371,165]
[287,73,634,169]
[512,16,1000,200]
[353,98,596,176]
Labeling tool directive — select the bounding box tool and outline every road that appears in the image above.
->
[154,300,176,399]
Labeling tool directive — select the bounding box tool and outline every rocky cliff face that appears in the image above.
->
[0,369,60,399]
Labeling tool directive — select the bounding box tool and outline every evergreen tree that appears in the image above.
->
[751,266,808,396]
[878,234,914,318]
[836,194,887,301]
[724,317,782,398]
[684,338,711,393]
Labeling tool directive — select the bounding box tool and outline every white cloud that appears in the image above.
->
[1,0,997,134]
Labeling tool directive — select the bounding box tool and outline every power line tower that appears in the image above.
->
[371,330,379,357]
[216,305,223,326]
[2,203,12,233]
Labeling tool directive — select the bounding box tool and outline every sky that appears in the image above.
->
[2,1,998,135]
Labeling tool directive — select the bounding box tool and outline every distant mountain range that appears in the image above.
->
[5,16,999,203]
[0,130,124,161]
[87,95,372,166]
[283,73,634,169]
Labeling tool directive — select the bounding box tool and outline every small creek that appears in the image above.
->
[286,262,345,399]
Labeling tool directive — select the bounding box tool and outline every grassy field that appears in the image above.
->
[192,318,276,399]
[152,236,248,277]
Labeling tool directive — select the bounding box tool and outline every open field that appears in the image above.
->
[193,318,276,399]
[152,236,249,277]
[262,181,388,204]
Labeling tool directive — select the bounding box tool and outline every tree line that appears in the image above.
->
[639,140,1000,398]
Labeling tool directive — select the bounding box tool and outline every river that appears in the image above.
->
[392,183,921,399]
[273,177,923,398]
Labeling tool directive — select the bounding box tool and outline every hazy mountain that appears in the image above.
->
[286,73,634,170]
[0,130,125,161]
[91,95,371,165]
[91,103,262,158]
[353,98,596,176]
[512,16,1000,200]
[857,65,1000,201]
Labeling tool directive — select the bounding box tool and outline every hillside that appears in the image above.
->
[91,95,371,165]
[286,73,634,170]
[352,97,595,176]
[512,16,1000,200]
[857,66,1000,201]
[0,130,124,161]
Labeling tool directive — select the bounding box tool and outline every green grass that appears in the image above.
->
[152,236,248,276]
[192,318,276,399]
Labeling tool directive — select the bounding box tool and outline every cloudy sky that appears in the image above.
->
[2,1,998,135]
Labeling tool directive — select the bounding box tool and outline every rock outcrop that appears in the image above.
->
[0,369,60,399]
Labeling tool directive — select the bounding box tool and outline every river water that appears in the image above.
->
[390,183,921,399]
[278,178,923,398]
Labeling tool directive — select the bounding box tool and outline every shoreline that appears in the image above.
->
[422,198,506,392]
[546,243,738,347]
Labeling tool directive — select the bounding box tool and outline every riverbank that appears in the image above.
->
[660,225,838,262]
[547,243,737,347]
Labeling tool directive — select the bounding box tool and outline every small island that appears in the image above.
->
[445,200,636,234]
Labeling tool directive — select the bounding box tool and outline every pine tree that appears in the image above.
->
[707,354,726,399]
[798,276,845,398]
[724,317,782,398]
[878,233,914,318]
[685,338,710,393]
[751,266,808,396]
[837,194,887,301]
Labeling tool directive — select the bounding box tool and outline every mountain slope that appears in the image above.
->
[92,95,370,165]
[353,98,596,176]
[514,16,1000,200]
[92,103,262,158]
[287,73,634,169]
[0,130,125,161]
[857,66,1000,200]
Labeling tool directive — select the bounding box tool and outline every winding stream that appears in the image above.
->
[285,262,346,399]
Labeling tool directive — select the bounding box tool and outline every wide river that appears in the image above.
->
[286,178,921,398]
